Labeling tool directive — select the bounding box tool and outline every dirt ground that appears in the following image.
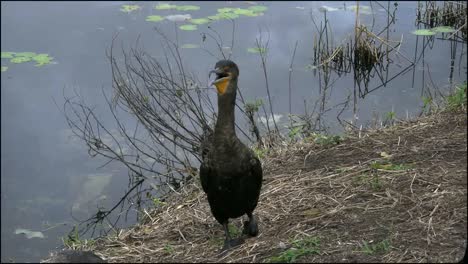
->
[82,109,466,263]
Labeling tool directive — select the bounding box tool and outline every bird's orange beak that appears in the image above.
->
[209,68,231,95]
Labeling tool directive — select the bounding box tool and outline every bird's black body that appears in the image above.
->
[200,60,263,250]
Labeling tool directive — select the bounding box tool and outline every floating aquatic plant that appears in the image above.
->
[247,47,267,53]
[1,52,15,59]
[11,56,32,63]
[190,18,211,25]
[165,14,191,22]
[146,15,164,22]
[1,66,7,72]
[411,29,437,36]
[120,4,141,13]
[32,54,54,66]
[175,5,200,11]
[218,7,237,13]
[207,14,223,20]
[179,24,197,31]
[218,12,239,19]
[248,5,268,12]
[155,3,177,10]
[15,52,36,58]
[233,8,260,16]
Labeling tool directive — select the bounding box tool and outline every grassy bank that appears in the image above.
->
[67,84,466,263]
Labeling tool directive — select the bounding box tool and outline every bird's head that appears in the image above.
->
[209,60,239,95]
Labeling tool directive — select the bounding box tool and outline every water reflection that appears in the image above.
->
[1,1,466,262]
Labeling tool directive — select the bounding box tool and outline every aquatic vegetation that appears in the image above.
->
[207,14,223,21]
[155,3,177,10]
[319,5,340,12]
[431,26,456,33]
[411,29,437,36]
[1,52,15,59]
[233,8,261,17]
[15,228,45,239]
[189,18,211,25]
[11,56,32,63]
[218,7,237,13]
[5,52,55,66]
[247,47,267,53]
[15,52,36,57]
[146,15,164,22]
[165,14,191,22]
[181,43,200,49]
[179,24,197,31]
[32,53,54,66]
[175,5,200,11]
[154,3,200,11]
[1,66,7,72]
[218,12,239,19]
[120,4,141,13]
[248,5,268,12]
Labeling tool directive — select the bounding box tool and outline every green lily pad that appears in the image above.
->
[120,4,141,13]
[32,54,53,66]
[218,12,239,19]
[181,43,200,49]
[1,66,8,72]
[155,3,177,10]
[411,29,436,36]
[431,26,456,33]
[233,8,259,16]
[15,52,36,58]
[11,56,31,63]
[190,18,211,25]
[248,5,268,12]
[1,52,15,59]
[175,5,200,11]
[218,7,236,13]
[247,47,267,53]
[207,14,223,20]
[179,24,198,31]
[146,15,164,22]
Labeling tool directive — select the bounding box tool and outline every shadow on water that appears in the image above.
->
[1,1,466,262]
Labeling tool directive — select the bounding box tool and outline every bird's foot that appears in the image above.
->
[220,237,245,252]
[242,218,258,237]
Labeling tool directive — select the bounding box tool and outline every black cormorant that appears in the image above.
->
[200,60,263,250]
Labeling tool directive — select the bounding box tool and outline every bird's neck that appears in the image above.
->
[214,84,237,139]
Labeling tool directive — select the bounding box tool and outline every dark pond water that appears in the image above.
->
[1,1,466,262]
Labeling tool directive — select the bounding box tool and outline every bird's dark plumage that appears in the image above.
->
[200,60,263,251]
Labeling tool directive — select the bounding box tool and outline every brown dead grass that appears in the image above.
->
[84,109,466,263]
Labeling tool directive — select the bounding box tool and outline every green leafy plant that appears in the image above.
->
[269,236,320,263]
[446,83,467,110]
[361,239,390,255]
[252,146,268,159]
[245,98,263,113]
[164,244,174,254]
[307,133,343,146]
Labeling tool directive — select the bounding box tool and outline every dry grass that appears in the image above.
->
[82,109,466,263]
